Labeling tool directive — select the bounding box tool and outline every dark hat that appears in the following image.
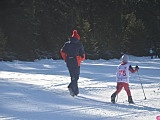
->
[72,30,80,40]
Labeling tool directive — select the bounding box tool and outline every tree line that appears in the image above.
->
[0,0,159,61]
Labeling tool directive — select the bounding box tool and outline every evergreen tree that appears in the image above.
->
[0,0,159,60]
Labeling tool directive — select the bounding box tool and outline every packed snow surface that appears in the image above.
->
[0,56,160,120]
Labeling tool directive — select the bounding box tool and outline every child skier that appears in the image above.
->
[111,54,139,104]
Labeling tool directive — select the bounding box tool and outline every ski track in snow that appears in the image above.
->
[0,56,160,120]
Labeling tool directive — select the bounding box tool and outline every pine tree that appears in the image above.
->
[0,28,7,53]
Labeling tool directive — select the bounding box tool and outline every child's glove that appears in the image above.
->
[135,65,139,70]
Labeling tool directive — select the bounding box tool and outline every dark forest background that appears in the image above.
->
[0,0,159,61]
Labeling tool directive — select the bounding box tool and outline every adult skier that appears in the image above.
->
[111,54,139,104]
[60,30,85,97]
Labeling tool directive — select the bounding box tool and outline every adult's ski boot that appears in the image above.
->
[68,87,75,97]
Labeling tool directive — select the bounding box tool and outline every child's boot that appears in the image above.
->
[111,93,116,103]
[128,96,134,104]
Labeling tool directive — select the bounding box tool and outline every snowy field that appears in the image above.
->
[0,55,160,120]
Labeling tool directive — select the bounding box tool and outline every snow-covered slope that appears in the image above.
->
[0,56,160,120]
